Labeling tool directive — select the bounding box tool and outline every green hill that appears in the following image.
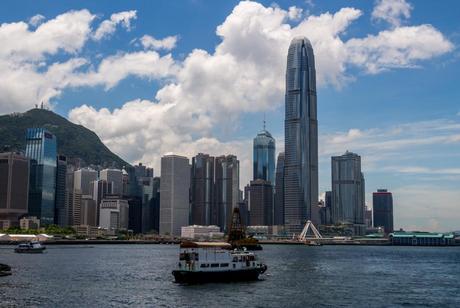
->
[0,108,129,168]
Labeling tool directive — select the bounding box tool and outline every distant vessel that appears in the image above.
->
[172,241,267,283]
[14,241,46,253]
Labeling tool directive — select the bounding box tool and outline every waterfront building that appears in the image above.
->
[74,168,98,195]
[80,196,97,226]
[99,197,129,234]
[128,196,143,234]
[19,216,40,230]
[245,179,274,226]
[319,191,332,226]
[190,153,215,226]
[55,155,67,227]
[365,205,373,228]
[181,225,223,240]
[215,155,240,232]
[238,201,249,227]
[331,151,366,235]
[373,189,394,234]
[25,128,57,225]
[0,152,29,229]
[150,177,161,233]
[100,169,123,196]
[91,179,113,222]
[253,125,276,184]
[284,37,319,234]
[274,152,285,226]
[159,155,190,236]
[390,231,455,246]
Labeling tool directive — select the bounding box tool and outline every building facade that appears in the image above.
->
[215,155,240,232]
[284,37,319,234]
[253,128,275,184]
[74,168,98,196]
[159,155,190,236]
[331,151,366,235]
[245,179,274,226]
[99,197,129,234]
[274,152,285,226]
[100,169,124,196]
[373,189,394,234]
[55,155,67,227]
[25,128,57,225]
[190,153,215,226]
[0,152,29,229]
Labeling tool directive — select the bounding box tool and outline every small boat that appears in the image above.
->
[14,241,46,253]
[172,241,267,283]
[0,264,12,277]
[306,241,322,246]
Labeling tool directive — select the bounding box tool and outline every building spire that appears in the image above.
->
[263,112,266,131]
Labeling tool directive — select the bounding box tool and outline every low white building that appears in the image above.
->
[19,216,40,230]
[99,198,129,235]
[181,225,224,240]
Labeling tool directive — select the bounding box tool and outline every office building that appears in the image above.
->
[159,155,190,236]
[74,168,98,195]
[91,179,113,222]
[245,179,273,226]
[319,191,332,225]
[25,128,57,225]
[150,177,161,233]
[190,153,215,226]
[99,197,129,234]
[274,152,285,225]
[284,37,319,234]
[253,126,276,184]
[181,225,223,240]
[215,155,239,232]
[331,151,366,235]
[0,152,29,229]
[80,196,97,226]
[373,189,394,234]
[19,216,40,230]
[128,196,142,234]
[55,155,67,227]
[100,169,123,196]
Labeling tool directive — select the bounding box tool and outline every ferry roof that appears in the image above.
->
[180,241,232,249]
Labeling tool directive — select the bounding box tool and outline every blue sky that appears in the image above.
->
[0,0,459,231]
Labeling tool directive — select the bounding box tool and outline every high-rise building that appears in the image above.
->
[191,153,215,226]
[331,151,366,235]
[150,177,161,233]
[245,179,273,226]
[0,152,29,229]
[74,168,98,195]
[215,155,239,232]
[253,126,275,184]
[159,155,190,236]
[55,155,67,227]
[80,196,97,227]
[25,128,57,225]
[284,37,319,234]
[99,197,129,234]
[91,179,113,222]
[373,189,394,234]
[274,152,285,226]
[100,169,123,196]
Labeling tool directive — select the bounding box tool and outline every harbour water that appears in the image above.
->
[1,245,460,307]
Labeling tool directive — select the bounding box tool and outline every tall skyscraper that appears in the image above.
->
[274,152,285,225]
[91,179,113,223]
[74,168,98,195]
[331,151,366,235]
[55,155,67,227]
[0,152,29,229]
[284,37,319,234]
[191,153,215,226]
[215,155,240,232]
[25,128,57,225]
[373,189,394,234]
[253,126,275,184]
[159,155,190,236]
[245,179,273,226]
[100,169,124,196]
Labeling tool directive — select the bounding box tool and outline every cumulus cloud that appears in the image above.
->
[29,14,45,27]
[92,10,137,40]
[140,34,178,50]
[372,0,412,27]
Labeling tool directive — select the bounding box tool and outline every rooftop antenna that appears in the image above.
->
[263,112,266,131]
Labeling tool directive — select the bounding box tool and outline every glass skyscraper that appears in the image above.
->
[284,37,319,234]
[373,189,394,234]
[25,128,57,225]
[253,126,276,184]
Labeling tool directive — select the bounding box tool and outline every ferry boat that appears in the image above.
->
[14,241,46,253]
[172,241,267,283]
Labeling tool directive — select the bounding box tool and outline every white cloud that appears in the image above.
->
[372,0,412,27]
[288,6,303,21]
[29,14,45,27]
[92,10,137,41]
[140,34,178,51]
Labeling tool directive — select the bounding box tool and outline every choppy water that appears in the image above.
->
[1,244,460,307]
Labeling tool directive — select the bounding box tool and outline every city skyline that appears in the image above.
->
[0,0,459,232]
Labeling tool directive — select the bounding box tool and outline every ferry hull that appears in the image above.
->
[14,247,46,253]
[172,267,266,284]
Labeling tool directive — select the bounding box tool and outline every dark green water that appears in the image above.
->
[1,245,459,307]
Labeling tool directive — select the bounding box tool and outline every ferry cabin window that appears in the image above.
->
[220,263,229,267]
[200,264,210,268]
[210,263,219,268]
